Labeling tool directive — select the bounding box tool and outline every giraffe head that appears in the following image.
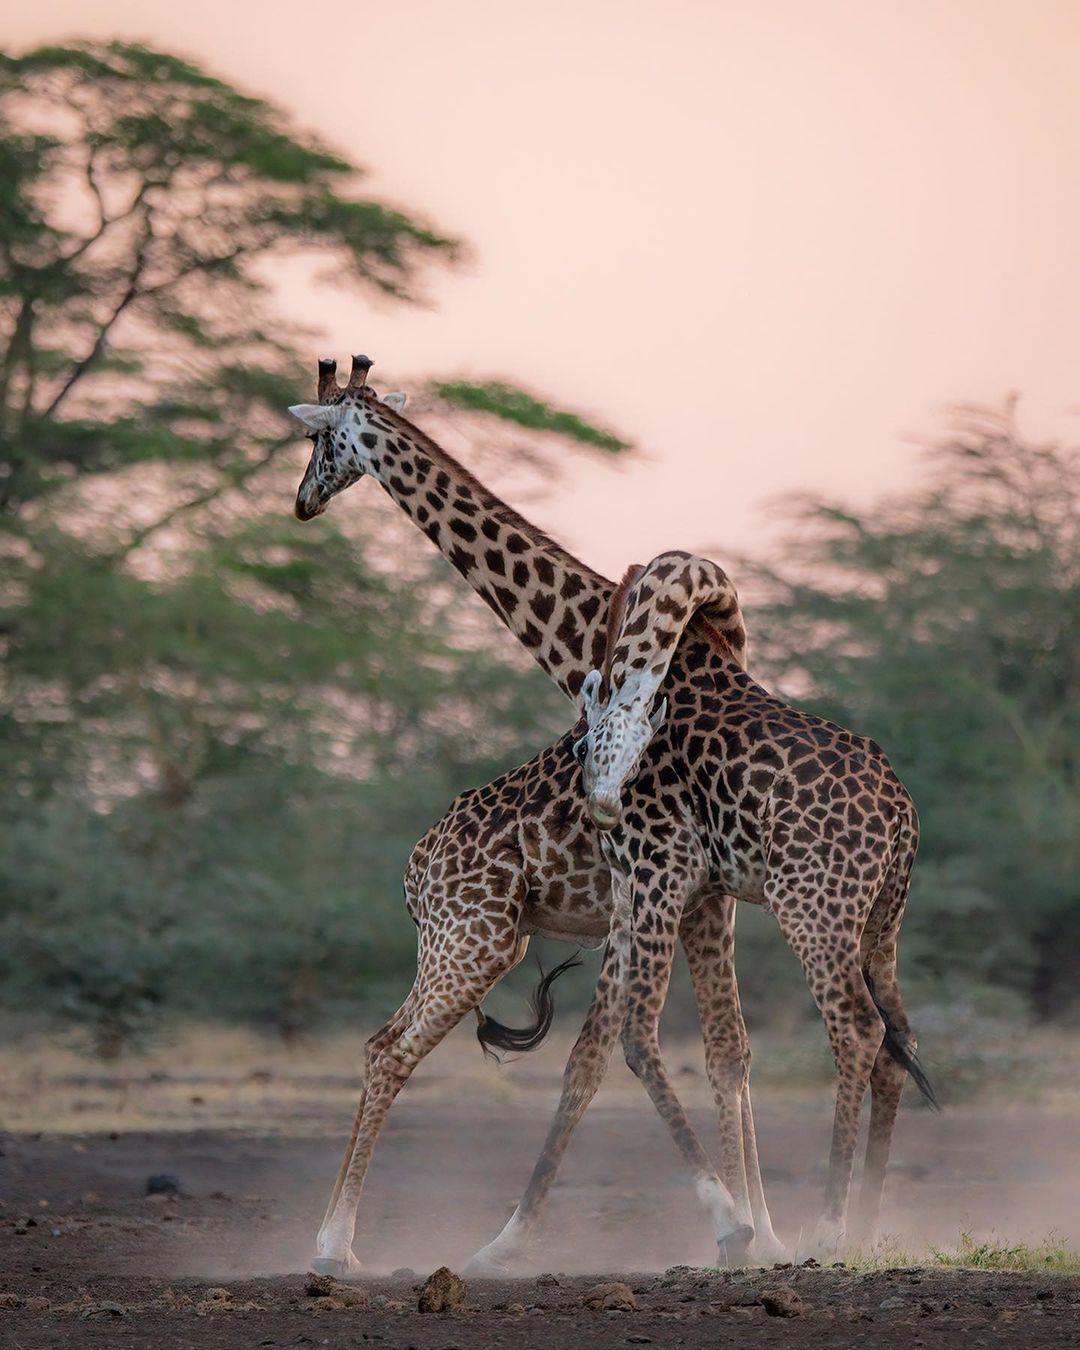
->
[575,668,668,830]
[289,356,408,520]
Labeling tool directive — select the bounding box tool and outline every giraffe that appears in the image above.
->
[289,357,782,1274]
[576,550,937,1251]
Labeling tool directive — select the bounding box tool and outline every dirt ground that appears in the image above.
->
[1,1028,1079,1347]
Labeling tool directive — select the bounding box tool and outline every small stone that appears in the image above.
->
[80,1301,125,1320]
[879,1296,908,1310]
[418,1266,467,1314]
[0,1294,25,1310]
[146,1174,180,1196]
[391,1266,417,1280]
[584,1282,638,1312]
[302,1272,366,1305]
[535,1272,560,1287]
[505,1302,526,1314]
[760,1285,804,1318]
[627,1336,653,1344]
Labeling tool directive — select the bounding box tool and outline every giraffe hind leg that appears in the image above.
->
[767,873,886,1255]
[464,940,626,1275]
[853,829,935,1247]
[316,985,419,1244]
[314,902,527,1274]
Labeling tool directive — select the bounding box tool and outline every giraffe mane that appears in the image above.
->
[600,562,647,696]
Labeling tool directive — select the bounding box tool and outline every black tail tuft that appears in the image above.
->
[476,955,582,1061]
[865,968,941,1112]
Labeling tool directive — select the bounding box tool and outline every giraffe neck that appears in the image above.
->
[604,551,747,708]
[363,410,614,700]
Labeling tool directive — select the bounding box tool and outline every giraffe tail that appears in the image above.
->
[864,968,941,1111]
[476,955,582,1060]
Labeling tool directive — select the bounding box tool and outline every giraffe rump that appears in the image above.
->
[476,955,582,1059]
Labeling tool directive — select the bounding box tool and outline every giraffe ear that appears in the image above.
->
[581,669,603,721]
[382,391,407,412]
[288,403,343,433]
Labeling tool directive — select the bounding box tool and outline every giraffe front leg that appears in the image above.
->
[680,897,786,1266]
[464,938,627,1275]
[619,878,750,1256]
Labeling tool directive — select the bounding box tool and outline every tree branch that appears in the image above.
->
[104,434,293,562]
[43,221,152,419]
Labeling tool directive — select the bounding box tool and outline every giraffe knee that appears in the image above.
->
[706,1041,751,1093]
[621,1028,653,1079]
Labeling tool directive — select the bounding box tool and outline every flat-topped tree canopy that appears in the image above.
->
[0,40,459,514]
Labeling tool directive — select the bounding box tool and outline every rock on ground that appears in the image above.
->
[418,1266,467,1313]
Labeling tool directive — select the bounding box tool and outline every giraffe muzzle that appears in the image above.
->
[587,797,622,831]
[295,476,326,521]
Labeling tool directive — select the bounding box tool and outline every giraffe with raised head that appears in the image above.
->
[575,550,936,1250]
[290,357,782,1274]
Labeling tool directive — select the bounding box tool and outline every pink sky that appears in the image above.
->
[11,0,1080,575]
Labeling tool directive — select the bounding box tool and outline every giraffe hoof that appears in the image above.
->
[716,1225,755,1268]
[310,1253,364,1281]
[803,1217,846,1260]
[750,1232,789,1266]
[462,1247,522,1278]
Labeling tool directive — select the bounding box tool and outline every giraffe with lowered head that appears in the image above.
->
[575,550,936,1250]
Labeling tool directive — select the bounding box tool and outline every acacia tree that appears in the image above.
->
[0,41,462,513]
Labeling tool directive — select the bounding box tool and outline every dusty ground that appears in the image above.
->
[1,1027,1079,1347]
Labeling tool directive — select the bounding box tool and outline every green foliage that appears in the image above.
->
[433,380,630,452]
[745,401,1079,1020]
[0,797,176,1061]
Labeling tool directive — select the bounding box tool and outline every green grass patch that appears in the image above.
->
[843,1230,1080,1275]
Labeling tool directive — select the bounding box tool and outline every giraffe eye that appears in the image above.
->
[572,737,588,764]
